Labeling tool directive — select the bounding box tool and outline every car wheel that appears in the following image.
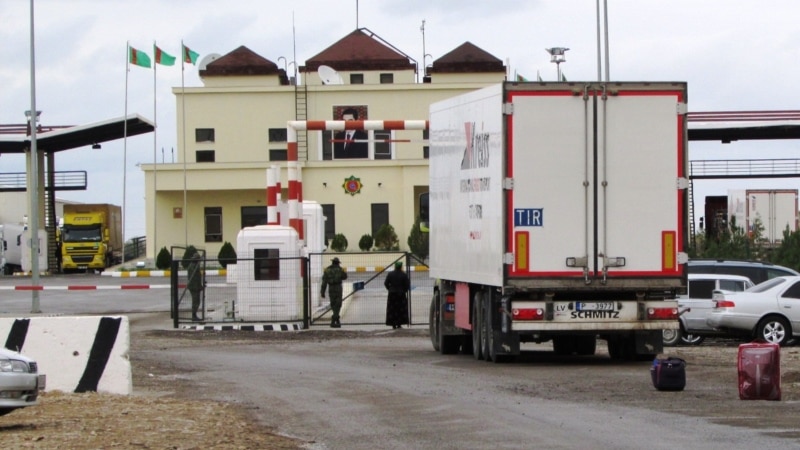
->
[757,316,792,346]
[680,332,705,346]
[662,328,682,346]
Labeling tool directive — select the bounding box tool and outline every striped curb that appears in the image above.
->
[179,322,303,331]
[0,284,171,291]
[0,316,131,394]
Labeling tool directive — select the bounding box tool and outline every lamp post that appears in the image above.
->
[26,0,41,313]
[546,47,569,81]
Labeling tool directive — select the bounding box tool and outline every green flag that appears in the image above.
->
[129,46,151,68]
[183,44,199,65]
[154,45,176,66]
[561,72,567,82]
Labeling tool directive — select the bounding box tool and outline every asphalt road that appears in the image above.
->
[139,332,796,450]
[3,273,798,449]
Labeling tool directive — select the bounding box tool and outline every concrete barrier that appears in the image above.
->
[0,316,131,395]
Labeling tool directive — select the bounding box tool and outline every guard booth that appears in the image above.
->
[235,225,305,322]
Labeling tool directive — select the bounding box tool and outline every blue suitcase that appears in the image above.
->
[650,357,686,391]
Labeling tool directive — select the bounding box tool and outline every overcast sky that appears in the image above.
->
[1,0,799,239]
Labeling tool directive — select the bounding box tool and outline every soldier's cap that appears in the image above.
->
[332,257,341,264]
[395,261,403,268]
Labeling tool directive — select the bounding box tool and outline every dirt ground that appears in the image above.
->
[1,327,799,448]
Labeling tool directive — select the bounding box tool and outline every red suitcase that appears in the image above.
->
[737,342,781,401]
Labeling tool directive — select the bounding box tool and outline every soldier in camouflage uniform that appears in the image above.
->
[321,257,348,328]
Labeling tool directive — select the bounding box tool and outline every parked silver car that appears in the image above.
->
[707,275,800,346]
[0,347,46,416]
[663,273,754,346]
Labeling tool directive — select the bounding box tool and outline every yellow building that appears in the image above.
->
[141,29,506,258]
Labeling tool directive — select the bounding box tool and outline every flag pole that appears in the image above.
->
[181,40,188,246]
[123,41,129,265]
[152,41,158,259]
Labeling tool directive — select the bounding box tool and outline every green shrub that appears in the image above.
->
[217,241,237,268]
[181,245,199,270]
[374,224,399,251]
[155,247,172,270]
[331,234,348,252]
[358,234,374,251]
[407,216,429,260]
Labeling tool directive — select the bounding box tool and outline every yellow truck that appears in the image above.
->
[59,203,122,273]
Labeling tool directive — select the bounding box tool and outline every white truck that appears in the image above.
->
[0,223,24,275]
[427,82,686,361]
[728,189,798,244]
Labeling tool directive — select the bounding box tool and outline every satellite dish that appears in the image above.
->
[318,65,343,85]
[198,53,222,71]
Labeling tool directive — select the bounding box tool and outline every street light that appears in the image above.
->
[546,47,569,81]
[24,109,41,135]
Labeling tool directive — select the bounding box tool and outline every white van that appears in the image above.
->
[663,273,754,346]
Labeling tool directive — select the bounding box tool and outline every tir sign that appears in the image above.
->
[514,208,543,227]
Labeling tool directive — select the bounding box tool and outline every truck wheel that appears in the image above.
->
[461,335,473,355]
[607,337,636,360]
[575,336,597,356]
[480,295,491,361]
[429,295,440,352]
[471,292,483,360]
[485,296,509,363]
[553,336,575,355]
[431,292,459,354]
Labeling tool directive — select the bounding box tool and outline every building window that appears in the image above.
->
[321,204,335,244]
[269,149,288,161]
[205,207,222,242]
[350,73,364,84]
[268,128,287,142]
[423,129,429,159]
[371,203,389,236]
[241,206,267,228]
[196,150,215,162]
[321,131,333,160]
[379,73,394,84]
[195,128,215,142]
[374,130,391,160]
[254,248,280,281]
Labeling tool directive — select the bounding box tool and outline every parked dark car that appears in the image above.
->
[687,259,799,285]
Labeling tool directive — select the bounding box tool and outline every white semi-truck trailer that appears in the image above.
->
[427,82,687,361]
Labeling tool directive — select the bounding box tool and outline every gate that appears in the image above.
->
[309,252,431,327]
[170,246,207,326]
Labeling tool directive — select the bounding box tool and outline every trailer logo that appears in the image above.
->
[461,122,490,170]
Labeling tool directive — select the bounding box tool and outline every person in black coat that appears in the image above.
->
[384,261,410,329]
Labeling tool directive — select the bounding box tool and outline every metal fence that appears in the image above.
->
[308,252,432,327]
[170,251,432,328]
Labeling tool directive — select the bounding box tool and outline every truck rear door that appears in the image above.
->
[506,83,686,284]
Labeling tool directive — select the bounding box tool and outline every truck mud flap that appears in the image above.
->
[492,330,520,356]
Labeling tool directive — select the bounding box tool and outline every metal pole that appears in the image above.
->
[28,0,41,313]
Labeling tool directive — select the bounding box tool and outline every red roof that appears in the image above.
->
[427,42,505,74]
[201,46,289,84]
[301,28,415,72]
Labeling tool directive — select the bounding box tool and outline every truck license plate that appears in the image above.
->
[576,302,614,311]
